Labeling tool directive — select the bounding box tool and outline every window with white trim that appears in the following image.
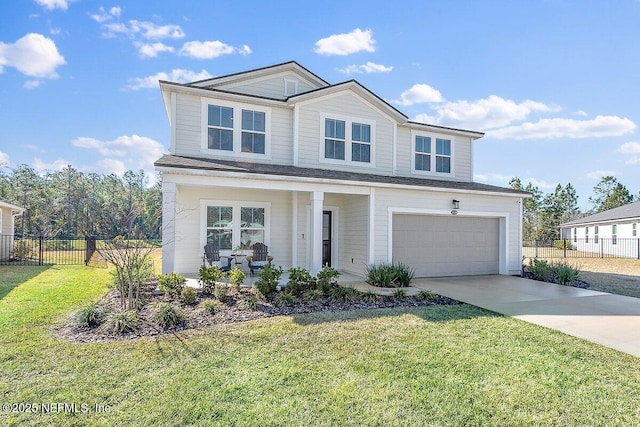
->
[206,206,233,250]
[207,105,234,151]
[415,136,431,172]
[204,202,269,252]
[412,131,454,175]
[612,224,617,245]
[435,138,451,173]
[594,225,599,244]
[202,100,270,157]
[585,226,589,243]
[241,110,265,154]
[573,227,577,243]
[351,122,371,163]
[324,118,346,160]
[633,223,637,237]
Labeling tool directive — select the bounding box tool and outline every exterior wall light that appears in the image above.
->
[452,200,460,210]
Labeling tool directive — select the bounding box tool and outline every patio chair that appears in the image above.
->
[203,243,232,272]
[246,242,273,276]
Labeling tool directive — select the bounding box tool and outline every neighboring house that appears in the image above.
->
[560,201,640,259]
[0,200,24,260]
[155,61,529,278]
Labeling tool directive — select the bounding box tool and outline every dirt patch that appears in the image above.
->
[56,281,460,343]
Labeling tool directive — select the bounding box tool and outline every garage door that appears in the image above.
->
[392,215,499,277]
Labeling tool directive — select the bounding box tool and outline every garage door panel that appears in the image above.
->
[392,215,499,277]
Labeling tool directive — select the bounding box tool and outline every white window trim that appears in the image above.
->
[200,200,271,257]
[201,98,272,160]
[319,112,376,168]
[410,130,455,177]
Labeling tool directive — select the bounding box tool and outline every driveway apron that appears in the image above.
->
[412,275,640,358]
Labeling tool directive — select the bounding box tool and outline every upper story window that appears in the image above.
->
[411,131,454,176]
[207,105,234,151]
[612,224,618,245]
[436,138,451,173]
[241,110,266,154]
[321,114,375,166]
[324,119,346,160]
[351,122,371,163]
[415,136,431,171]
[202,99,271,158]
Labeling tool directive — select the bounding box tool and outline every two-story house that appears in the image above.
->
[155,61,529,278]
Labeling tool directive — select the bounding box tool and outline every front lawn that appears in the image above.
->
[1,265,640,426]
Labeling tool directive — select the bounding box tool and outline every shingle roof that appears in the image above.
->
[154,155,529,196]
[560,201,640,227]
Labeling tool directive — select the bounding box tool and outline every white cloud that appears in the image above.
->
[619,142,640,154]
[179,40,251,59]
[586,170,616,180]
[489,115,637,140]
[49,28,61,35]
[626,157,640,165]
[103,20,185,40]
[395,84,443,106]
[339,62,393,74]
[109,6,121,18]
[125,68,213,90]
[418,95,561,129]
[23,79,41,89]
[137,42,174,58]
[34,0,74,10]
[0,33,65,78]
[72,135,166,178]
[572,110,588,117]
[0,152,9,167]
[525,178,557,190]
[314,28,375,56]
[33,157,70,172]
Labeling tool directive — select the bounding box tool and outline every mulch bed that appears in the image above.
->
[56,280,461,344]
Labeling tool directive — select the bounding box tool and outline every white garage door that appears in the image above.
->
[392,215,499,277]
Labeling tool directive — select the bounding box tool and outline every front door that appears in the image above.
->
[322,211,332,267]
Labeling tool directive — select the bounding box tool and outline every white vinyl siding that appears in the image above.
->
[208,72,320,99]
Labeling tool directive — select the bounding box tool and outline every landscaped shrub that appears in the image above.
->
[200,299,221,315]
[360,289,381,303]
[304,289,323,301]
[392,288,408,299]
[151,302,185,329]
[365,262,414,288]
[214,283,230,302]
[528,259,552,281]
[275,292,296,306]
[158,272,186,298]
[328,285,358,303]
[229,266,245,292]
[391,262,415,287]
[286,267,316,296]
[199,265,226,294]
[550,261,581,286]
[181,286,197,305]
[101,310,139,334]
[316,266,341,295]
[553,240,574,251]
[254,265,284,295]
[74,300,108,328]
[415,290,438,302]
[238,294,260,309]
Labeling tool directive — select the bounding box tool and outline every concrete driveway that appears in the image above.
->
[412,275,640,358]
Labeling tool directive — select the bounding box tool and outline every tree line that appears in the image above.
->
[510,175,639,241]
[0,165,161,239]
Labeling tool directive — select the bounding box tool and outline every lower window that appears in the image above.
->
[205,203,267,251]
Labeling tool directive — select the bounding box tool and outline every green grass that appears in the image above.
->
[2,266,640,426]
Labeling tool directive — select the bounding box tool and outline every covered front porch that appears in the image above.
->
[161,172,375,278]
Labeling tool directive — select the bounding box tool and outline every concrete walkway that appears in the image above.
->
[412,275,640,358]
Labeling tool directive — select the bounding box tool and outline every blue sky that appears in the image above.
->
[1,0,639,209]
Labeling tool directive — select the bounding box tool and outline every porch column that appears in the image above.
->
[161,181,177,274]
[310,191,324,275]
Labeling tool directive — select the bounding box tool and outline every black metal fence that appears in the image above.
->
[524,238,640,259]
[0,235,97,266]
